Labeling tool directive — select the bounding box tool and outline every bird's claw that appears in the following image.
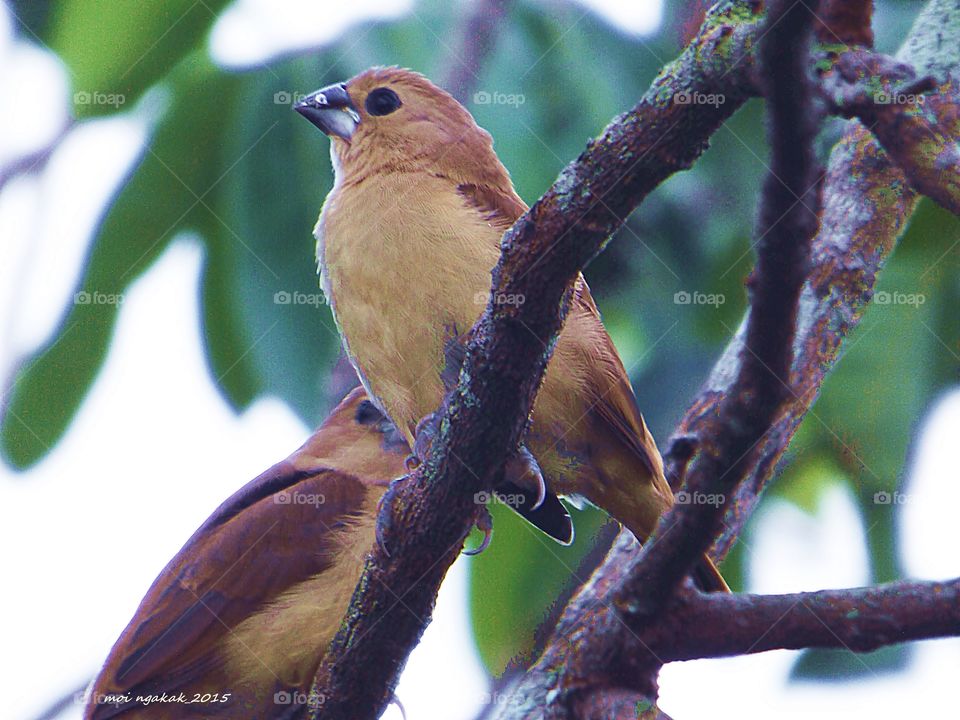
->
[462,506,493,556]
[409,409,442,469]
[389,694,407,720]
[504,444,546,510]
[375,476,408,558]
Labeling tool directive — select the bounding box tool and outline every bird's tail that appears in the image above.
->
[693,553,730,593]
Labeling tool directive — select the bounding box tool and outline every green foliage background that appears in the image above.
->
[3,0,957,682]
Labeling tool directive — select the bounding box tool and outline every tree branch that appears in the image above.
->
[711,0,960,556]
[637,577,960,661]
[822,53,960,217]
[309,2,960,718]
[623,0,822,616]
[814,0,872,47]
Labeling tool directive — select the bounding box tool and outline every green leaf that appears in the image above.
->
[8,1,54,37]
[1,54,244,468]
[209,57,343,424]
[791,645,909,681]
[48,0,231,118]
[469,504,607,677]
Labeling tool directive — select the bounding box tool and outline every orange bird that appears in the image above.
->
[295,67,727,591]
[85,388,408,719]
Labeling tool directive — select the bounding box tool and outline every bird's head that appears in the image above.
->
[294,67,506,185]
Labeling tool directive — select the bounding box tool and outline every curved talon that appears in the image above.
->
[389,694,407,720]
[405,454,421,472]
[413,410,441,462]
[505,445,546,510]
[375,476,407,558]
[530,468,546,511]
[463,506,494,556]
[374,513,391,558]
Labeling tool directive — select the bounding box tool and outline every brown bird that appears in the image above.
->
[85,387,409,719]
[295,67,727,591]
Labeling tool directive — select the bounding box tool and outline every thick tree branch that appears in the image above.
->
[702,118,920,560]
[623,0,822,617]
[711,0,960,556]
[493,573,960,718]
[305,2,764,718]
[637,577,960,661]
[827,71,960,217]
[814,40,960,218]
[814,0,872,47]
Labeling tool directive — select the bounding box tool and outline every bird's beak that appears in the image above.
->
[294,83,361,140]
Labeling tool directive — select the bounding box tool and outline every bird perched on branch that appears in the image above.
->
[295,67,727,591]
[85,388,409,719]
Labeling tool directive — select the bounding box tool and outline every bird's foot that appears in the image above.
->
[389,694,408,720]
[374,475,409,558]
[503,444,546,510]
[462,505,494,556]
[402,407,444,472]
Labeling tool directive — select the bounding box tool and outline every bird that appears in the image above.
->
[84,387,410,719]
[294,67,727,592]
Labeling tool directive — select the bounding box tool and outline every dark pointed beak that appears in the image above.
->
[294,82,360,140]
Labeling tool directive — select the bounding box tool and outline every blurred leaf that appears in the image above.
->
[770,453,847,515]
[7,1,53,37]
[1,53,244,468]
[470,503,606,677]
[48,0,231,118]
[791,645,908,681]
[210,56,343,422]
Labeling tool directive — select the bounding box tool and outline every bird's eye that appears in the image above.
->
[365,87,402,116]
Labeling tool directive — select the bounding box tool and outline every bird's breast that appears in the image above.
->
[316,173,501,434]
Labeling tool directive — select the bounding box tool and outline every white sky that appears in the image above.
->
[1,1,958,719]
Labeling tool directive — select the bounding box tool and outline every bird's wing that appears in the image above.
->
[455,180,662,487]
[574,279,665,487]
[452,181,578,543]
[455,182,527,230]
[88,461,369,717]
